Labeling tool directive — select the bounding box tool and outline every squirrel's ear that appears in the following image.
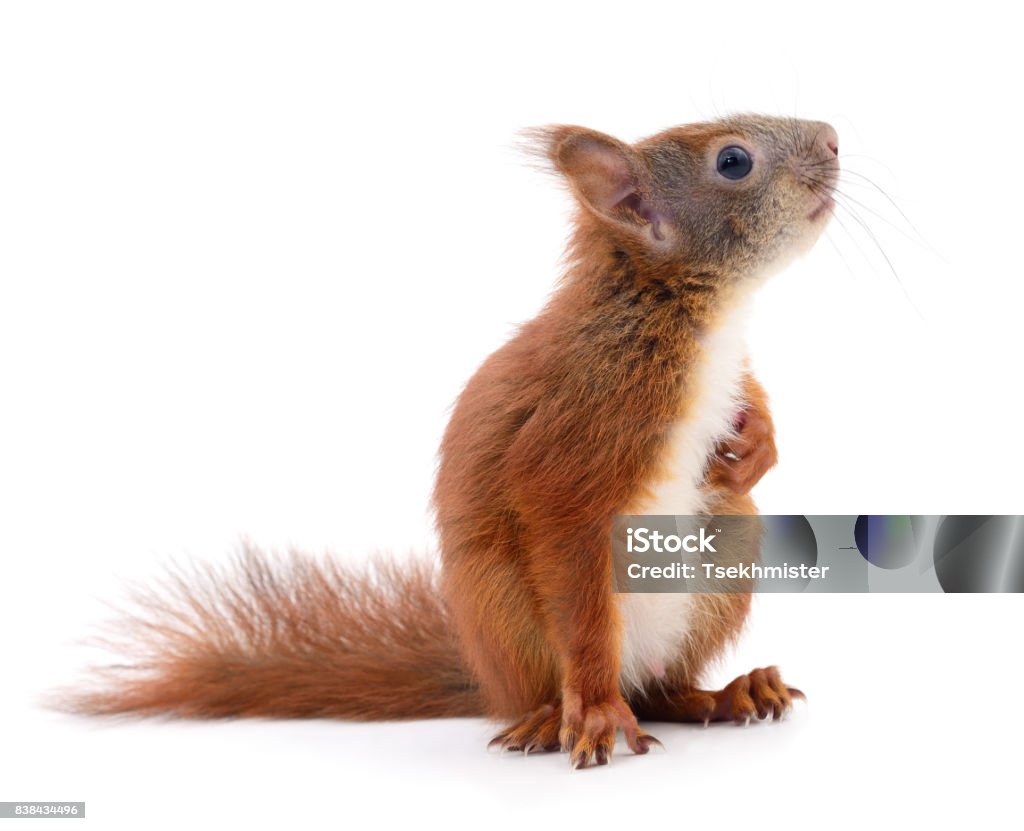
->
[527,125,669,244]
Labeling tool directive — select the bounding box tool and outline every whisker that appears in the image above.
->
[834,198,924,320]
[800,173,925,320]
[803,174,895,225]
[830,153,899,177]
[823,228,857,282]
[819,195,877,272]
[834,169,930,243]
[832,186,941,258]
[802,166,944,262]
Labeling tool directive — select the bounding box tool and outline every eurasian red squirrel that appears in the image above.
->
[62,114,839,769]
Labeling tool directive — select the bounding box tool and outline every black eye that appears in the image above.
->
[716,145,753,180]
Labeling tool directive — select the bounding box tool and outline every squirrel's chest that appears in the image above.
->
[617,306,750,691]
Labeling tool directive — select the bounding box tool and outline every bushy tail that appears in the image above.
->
[55,544,483,720]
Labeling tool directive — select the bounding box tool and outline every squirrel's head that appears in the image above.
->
[532,115,839,281]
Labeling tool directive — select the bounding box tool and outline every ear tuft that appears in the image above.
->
[516,125,580,173]
[520,126,635,209]
[520,125,667,244]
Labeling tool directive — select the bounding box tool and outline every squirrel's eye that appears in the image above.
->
[716,146,753,180]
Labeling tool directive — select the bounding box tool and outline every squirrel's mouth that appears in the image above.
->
[808,195,835,221]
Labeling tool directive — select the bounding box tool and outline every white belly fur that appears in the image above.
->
[617,300,752,692]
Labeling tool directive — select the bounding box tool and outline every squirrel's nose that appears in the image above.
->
[819,124,839,157]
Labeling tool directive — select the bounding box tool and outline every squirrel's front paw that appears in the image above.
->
[708,405,778,494]
[559,692,660,769]
[707,666,804,724]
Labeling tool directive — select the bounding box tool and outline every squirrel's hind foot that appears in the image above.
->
[488,704,563,755]
[489,696,661,768]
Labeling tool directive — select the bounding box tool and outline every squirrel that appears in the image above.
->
[60,114,839,769]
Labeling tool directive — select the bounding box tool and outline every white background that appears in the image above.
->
[1,1,1022,828]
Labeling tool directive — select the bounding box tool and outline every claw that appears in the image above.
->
[628,732,661,755]
[633,733,664,754]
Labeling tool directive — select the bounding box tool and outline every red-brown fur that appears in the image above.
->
[60,550,481,720]
[58,115,836,769]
